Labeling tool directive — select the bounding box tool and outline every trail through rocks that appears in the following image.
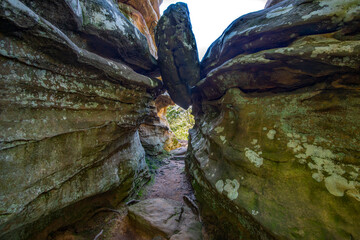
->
[140,147,194,203]
[46,147,203,240]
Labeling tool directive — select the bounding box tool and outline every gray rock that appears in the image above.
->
[188,0,360,239]
[155,2,200,109]
[0,0,159,238]
[20,0,158,75]
[200,0,360,77]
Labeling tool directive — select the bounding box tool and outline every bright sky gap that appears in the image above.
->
[160,0,268,59]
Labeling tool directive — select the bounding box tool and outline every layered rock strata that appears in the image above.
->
[187,0,360,239]
[155,3,200,109]
[0,0,161,238]
[19,0,158,75]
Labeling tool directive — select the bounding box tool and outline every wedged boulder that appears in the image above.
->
[139,93,180,156]
[155,3,200,109]
[128,198,202,240]
[0,0,160,238]
[20,0,158,74]
[200,0,360,77]
[187,0,360,239]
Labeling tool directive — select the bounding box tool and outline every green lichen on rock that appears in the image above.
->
[187,0,360,238]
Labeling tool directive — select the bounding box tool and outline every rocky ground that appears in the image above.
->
[46,147,203,240]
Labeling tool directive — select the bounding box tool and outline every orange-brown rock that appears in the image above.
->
[118,0,163,57]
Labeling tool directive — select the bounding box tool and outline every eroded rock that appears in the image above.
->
[117,0,162,58]
[139,93,180,156]
[155,3,200,109]
[188,0,360,239]
[19,0,158,75]
[0,0,160,238]
[200,0,360,78]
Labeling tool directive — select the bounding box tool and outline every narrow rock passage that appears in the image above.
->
[46,147,203,240]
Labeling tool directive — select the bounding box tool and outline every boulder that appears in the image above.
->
[155,3,200,109]
[188,0,360,239]
[128,198,202,239]
[0,0,160,238]
[20,0,158,75]
[117,0,163,58]
[200,0,360,78]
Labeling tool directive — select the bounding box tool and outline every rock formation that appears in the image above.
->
[187,0,360,239]
[0,0,162,238]
[139,93,180,156]
[2,0,360,239]
[117,0,163,57]
[155,3,200,109]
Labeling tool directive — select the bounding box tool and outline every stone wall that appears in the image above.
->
[0,0,162,238]
[187,0,360,239]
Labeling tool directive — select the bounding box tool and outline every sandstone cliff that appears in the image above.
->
[0,0,163,239]
[187,0,360,239]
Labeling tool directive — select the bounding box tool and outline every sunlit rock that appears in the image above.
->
[19,0,158,74]
[117,0,163,58]
[200,0,360,78]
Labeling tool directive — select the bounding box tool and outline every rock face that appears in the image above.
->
[155,3,200,109]
[18,0,158,75]
[0,0,161,238]
[200,0,360,78]
[139,93,180,156]
[187,0,360,239]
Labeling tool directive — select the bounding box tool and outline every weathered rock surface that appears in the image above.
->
[128,198,202,240]
[188,0,360,239]
[200,0,360,78]
[0,0,161,238]
[156,3,200,109]
[140,93,180,156]
[19,0,158,75]
[118,0,163,58]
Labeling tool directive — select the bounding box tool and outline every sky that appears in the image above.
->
[160,0,267,60]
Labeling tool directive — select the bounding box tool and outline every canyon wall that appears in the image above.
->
[0,0,163,239]
[187,0,360,239]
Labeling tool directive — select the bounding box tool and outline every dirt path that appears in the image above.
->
[46,147,203,240]
[140,147,194,203]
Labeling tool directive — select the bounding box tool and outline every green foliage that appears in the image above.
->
[166,105,195,140]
